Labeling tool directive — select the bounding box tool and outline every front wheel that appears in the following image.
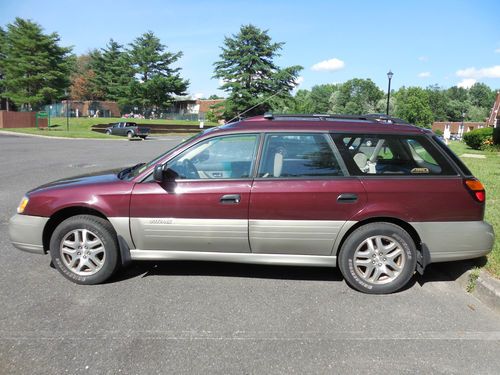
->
[127,131,133,139]
[338,222,417,294]
[49,215,120,284]
[105,130,112,135]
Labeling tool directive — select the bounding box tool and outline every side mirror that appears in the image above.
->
[153,164,179,183]
[153,164,165,183]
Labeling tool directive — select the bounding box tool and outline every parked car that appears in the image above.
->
[9,114,494,294]
[105,122,150,139]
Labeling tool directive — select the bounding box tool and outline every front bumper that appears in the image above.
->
[8,214,49,254]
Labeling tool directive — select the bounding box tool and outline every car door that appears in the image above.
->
[129,133,260,252]
[249,132,366,256]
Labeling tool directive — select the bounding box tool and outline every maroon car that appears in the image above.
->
[9,114,495,293]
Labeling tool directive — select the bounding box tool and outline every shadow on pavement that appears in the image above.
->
[108,256,488,291]
[111,260,343,283]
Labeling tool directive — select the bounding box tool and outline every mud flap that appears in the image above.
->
[416,243,431,275]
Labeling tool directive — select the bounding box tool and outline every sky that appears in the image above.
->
[1,0,499,98]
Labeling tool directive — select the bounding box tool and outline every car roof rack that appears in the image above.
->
[262,112,409,125]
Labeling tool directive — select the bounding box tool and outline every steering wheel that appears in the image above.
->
[182,159,199,179]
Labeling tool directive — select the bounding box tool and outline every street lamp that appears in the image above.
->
[386,70,394,116]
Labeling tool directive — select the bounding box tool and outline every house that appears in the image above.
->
[487,91,500,128]
[171,98,225,116]
[432,121,486,137]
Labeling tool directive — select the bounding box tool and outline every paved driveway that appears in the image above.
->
[1,133,499,374]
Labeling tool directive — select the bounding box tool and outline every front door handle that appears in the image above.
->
[220,194,241,204]
[337,193,358,203]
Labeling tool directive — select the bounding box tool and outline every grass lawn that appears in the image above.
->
[448,141,500,278]
[0,117,216,138]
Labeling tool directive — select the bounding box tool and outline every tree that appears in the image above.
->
[308,84,338,113]
[394,87,433,127]
[69,54,103,100]
[0,18,73,110]
[129,32,189,110]
[87,40,135,104]
[213,24,302,120]
[329,78,383,114]
[446,86,468,102]
[0,26,6,108]
[425,84,449,121]
[468,82,495,109]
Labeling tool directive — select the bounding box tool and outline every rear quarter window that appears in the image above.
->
[331,134,457,176]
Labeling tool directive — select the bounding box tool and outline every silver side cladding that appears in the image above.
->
[411,221,494,262]
[9,214,49,254]
[130,218,249,253]
[249,219,345,255]
[130,249,337,267]
[108,217,134,249]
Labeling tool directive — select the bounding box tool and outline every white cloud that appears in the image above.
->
[418,56,429,62]
[311,58,345,72]
[456,65,500,79]
[495,48,500,53]
[418,71,431,78]
[193,92,204,99]
[457,78,477,89]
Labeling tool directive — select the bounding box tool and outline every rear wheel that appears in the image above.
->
[338,222,417,294]
[105,129,112,135]
[49,215,119,285]
[127,131,133,139]
[139,135,147,139]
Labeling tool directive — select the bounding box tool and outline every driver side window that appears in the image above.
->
[168,134,259,179]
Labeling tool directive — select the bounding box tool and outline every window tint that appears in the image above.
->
[258,133,343,178]
[168,134,259,179]
[433,135,472,176]
[334,134,456,176]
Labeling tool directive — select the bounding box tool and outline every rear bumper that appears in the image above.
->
[412,221,495,263]
[8,214,48,254]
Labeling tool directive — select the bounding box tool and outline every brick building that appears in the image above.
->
[432,121,486,137]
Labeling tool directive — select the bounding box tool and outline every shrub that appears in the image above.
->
[463,127,494,150]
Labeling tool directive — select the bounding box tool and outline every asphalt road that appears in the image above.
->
[0,133,499,374]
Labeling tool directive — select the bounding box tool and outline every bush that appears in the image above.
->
[434,129,443,136]
[463,127,494,150]
[493,126,500,145]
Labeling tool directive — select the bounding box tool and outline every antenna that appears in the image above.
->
[225,88,288,124]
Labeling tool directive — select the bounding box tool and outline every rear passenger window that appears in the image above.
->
[258,133,344,178]
[334,134,456,176]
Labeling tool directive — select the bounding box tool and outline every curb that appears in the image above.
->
[0,130,126,141]
[454,266,500,315]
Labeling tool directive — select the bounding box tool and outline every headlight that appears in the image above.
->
[17,196,29,214]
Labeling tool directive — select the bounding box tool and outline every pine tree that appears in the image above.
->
[1,18,73,110]
[128,32,189,110]
[88,40,134,104]
[213,24,302,120]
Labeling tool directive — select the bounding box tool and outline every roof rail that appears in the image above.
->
[262,113,409,124]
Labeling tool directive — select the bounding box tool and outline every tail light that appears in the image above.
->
[464,178,485,203]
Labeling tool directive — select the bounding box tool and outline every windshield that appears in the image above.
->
[120,131,207,180]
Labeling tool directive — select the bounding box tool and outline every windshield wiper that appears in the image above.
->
[117,163,145,179]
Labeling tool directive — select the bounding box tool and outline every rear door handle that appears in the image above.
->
[337,193,358,203]
[220,194,241,204]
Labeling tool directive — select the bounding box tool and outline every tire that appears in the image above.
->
[49,215,120,285]
[140,135,147,140]
[105,130,112,135]
[338,222,417,294]
[127,131,133,139]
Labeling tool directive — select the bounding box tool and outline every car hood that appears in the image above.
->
[29,168,123,193]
